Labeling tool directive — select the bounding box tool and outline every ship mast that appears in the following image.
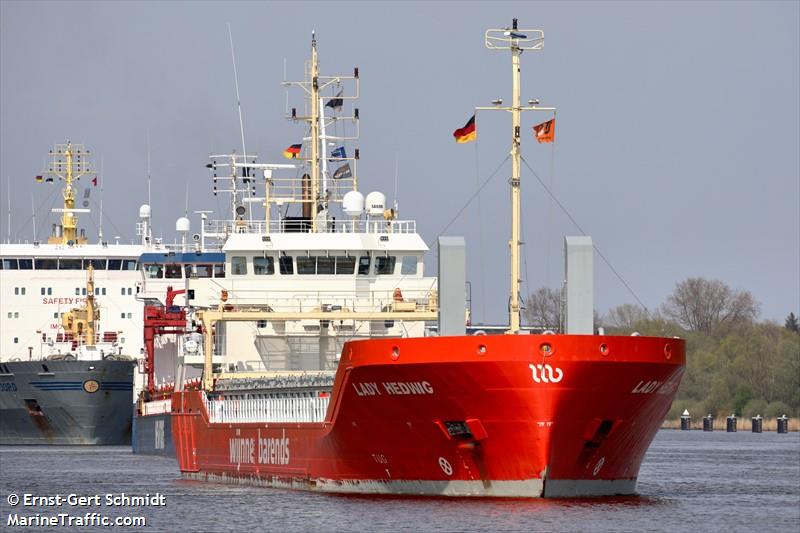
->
[45,142,94,245]
[85,265,96,347]
[283,32,360,233]
[481,19,554,333]
[310,33,320,231]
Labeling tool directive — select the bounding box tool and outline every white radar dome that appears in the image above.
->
[365,191,386,216]
[176,217,191,233]
[139,204,151,218]
[342,190,365,217]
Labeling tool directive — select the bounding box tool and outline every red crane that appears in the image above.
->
[142,287,189,396]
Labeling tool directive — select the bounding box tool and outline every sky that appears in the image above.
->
[1,1,798,324]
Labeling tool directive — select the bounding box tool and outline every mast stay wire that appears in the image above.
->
[519,154,649,312]
[11,183,61,242]
[340,154,510,343]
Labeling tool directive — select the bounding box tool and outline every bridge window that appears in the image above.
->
[374,256,396,275]
[34,258,57,270]
[296,256,315,275]
[335,256,356,274]
[316,256,334,275]
[108,259,122,270]
[144,264,163,279]
[122,260,138,271]
[186,264,212,278]
[231,256,247,276]
[401,256,418,276]
[279,256,293,275]
[84,258,107,270]
[18,259,32,269]
[59,259,82,270]
[358,256,370,275]
[254,256,275,275]
[1,258,17,269]
[164,264,182,279]
[213,264,225,278]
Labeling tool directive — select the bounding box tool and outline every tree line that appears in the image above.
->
[523,277,800,419]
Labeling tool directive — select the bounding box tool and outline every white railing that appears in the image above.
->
[204,218,418,236]
[202,394,330,424]
[142,398,172,416]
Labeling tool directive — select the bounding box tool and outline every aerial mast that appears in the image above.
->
[45,142,93,245]
[283,32,361,233]
[480,19,554,333]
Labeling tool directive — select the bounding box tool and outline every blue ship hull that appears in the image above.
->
[132,412,175,456]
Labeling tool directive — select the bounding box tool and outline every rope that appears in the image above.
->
[520,154,649,312]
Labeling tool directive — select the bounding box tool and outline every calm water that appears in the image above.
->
[1,431,798,532]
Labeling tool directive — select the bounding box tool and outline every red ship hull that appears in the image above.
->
[172,334,684,497]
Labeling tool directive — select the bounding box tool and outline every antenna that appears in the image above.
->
[6,179,10,243]
[146,129,152,207]
[31,194,36,242]
[394,152,399,212]
[227,23,251,221]
[98,158,104,242]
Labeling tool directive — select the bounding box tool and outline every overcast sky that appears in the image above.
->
[1,1,798,324]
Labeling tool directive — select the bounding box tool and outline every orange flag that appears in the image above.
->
[532,118,555,143]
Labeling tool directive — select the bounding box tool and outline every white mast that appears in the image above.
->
[228,23,251,221]
[31,195,36,242]
[481,19,554,333]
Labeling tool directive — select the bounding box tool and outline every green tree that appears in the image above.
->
[786,312,799,333]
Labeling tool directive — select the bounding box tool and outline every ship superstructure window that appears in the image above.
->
[108,259,122,270]
[213,264,225,278]
[41,287,52,295]
[165,264,182,279]
[296,256,315,275]
[335,256,356,274]
[231,256,247,276]
[84,258,107,270]
[187,264,212,278]
[144,264,163,279]
[358,256,371,275]
[1,258,17,269]
[401,256,418,276]
[257,320,267,328]
[316,257,334,275]
[34,258,57,269]
[18,259,32,269]
[279,256,293,275]
[128,287,133,295]
[59,259,82,270]
[253,256,275,275]
[374,256,396,275]
[122,260,137,271]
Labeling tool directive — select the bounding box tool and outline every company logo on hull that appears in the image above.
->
[529,364,563,383]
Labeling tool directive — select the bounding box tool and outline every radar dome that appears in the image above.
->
[365,191,386,216]
[176,217,191,233]
[139,204,151,218]
[342,191,365,217]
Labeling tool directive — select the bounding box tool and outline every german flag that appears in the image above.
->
[532,118,555,143]
[453,114,476,144]
[34,175,43,182]
[283,143,302,159]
